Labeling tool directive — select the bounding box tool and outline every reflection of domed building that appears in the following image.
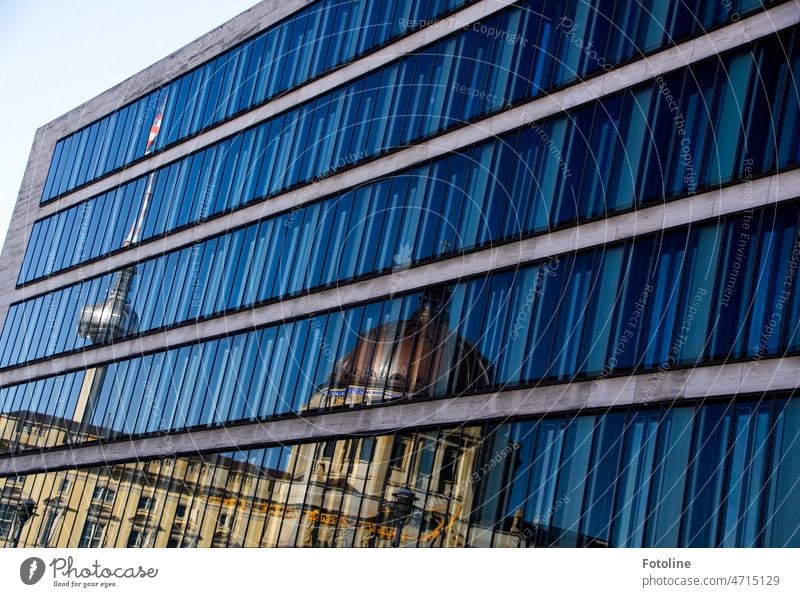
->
[307,289,491,411]
[280,289,494,547]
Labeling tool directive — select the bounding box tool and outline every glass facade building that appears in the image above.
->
[1,0,799,548]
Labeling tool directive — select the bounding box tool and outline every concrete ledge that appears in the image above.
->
[1,166,797,387]
[2,355,799,476]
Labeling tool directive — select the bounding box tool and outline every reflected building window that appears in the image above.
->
[77,520,104,548]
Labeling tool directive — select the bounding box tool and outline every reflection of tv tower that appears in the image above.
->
[77,92,167,343]
[71,92,168,433]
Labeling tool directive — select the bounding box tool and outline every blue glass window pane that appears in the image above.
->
[249,327,277,419]
[288,207,321,295]
[720,401,771,547]
[167,247,194,325]
[549,415,595,547]
[75,121,101,187]
[709,212,760,360]
[579,246,624,376]
[604,238,656,373]
[198,338,232,426]
[764,398,800,547]
[41,139,65,201]
[682,402,733,547]
[523,419,566,538]
[494,420,538,544]
[550,252,595,378]
[639,230,687,369]
[522,259,564,382]
[199,234,232,318]
[161,346,192,431]
[185,341,219,428]
[261,324,294,418]
[611,410,660,547]
[705,53,753,186]
[470,424,513,542]
[581,412,626,546]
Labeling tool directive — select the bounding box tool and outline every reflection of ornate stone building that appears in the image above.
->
[0,412,103,457]
[307,291,490,410]
[3,0,800,550]
[0,423,481,548]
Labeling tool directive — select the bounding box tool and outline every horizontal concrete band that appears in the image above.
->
[1,354,798,477]
[1,163,796,388]
[11,1,798,304]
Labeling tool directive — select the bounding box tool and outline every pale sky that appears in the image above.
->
[0,0,260,251]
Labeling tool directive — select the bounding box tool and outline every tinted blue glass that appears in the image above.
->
[764,398,800,547]
[25,22,793,289]
[44,0,774,205]
[682,402,733,547]
[549,415,595,547]
[611,410,660,547]
[550,253,595,378]
[719,401,771,547]
[470,424,513,542]
[581,412,625,546]
[260,324,293,418]
[521,419,566,543]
